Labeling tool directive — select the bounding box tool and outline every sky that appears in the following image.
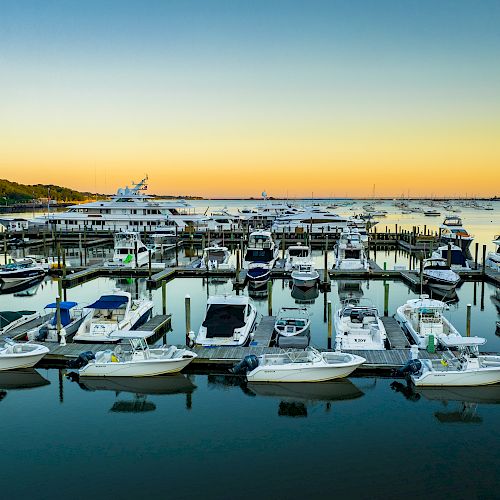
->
[1,0,499,198]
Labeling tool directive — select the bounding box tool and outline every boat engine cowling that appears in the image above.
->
[230,355,259,375]
[67,351,95,369]
[394,359,422,377]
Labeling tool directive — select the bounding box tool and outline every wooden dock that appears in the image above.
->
[250,316,275,346]
[381,316,410,349]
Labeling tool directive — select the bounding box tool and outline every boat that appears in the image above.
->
[77,331,197,377]
[439,216,474,252]
[26,301,90,342]
[274,307,311,348]
[291,264,319,289]
[197,245,233,270]
[233,347,365,383]
[74,291,153,343]
[105,231,149,268]
[423,258,460,291]
[0,257,46,291]
[196,295,257,346]
[32,177,216,233]
[272,208,352,234]
[334,299,387,350]
[396,296,461,349]
[424,210,441,217]
[284,244,312,271]
[431,244,470,270]
[408,336,500,387]
[333,228,369,271]
[243,231,279,285]
[0,310,39,335]
[0,338,49,371]
[485,235,500,271]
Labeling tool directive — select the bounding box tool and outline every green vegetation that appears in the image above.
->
[0,179,101,204]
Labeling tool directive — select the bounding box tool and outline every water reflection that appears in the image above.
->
[391,380,500,423]
[291,285,319,304]
[0,276,45,295]
[247,379,364,417]
[0,368,50,401]
[337,280,364,303]
[70,373,196,413]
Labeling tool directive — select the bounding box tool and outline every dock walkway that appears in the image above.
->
[381,317,410,349]
[250,316,275,346]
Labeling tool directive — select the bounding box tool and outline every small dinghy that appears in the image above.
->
[401,337,500,387]
[232,347,365,383]
[0,339,49,371]
[274,307,311,348]
[77,331,197,377]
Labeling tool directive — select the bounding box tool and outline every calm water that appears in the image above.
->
[1,202,499,498]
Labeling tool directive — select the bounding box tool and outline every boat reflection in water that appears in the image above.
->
[74,374,196,413]
[426,284,459,304]
[0,368,50,402]
[291,285,319,304]
[337,280,364,303]
[0,276,45,295]
[391,381,500,423]
[247,379,365,418]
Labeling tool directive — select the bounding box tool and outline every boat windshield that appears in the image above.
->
[289,248,309,257]
[245,248,274,263]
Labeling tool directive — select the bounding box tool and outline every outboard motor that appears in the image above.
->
[393,358,422,378]
[67,351,95,369]
[230,354,259,375]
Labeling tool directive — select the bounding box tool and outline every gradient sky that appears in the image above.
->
[1,0,499,197]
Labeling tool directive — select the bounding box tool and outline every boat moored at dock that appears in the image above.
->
[0,338,49,371]
[423,258,460,291]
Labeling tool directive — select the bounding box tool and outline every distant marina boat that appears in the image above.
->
[396,296,461,349]
[26,301,90,342]
[291,264,319,289]
[274,307,311,348]
[74,291,153,343]
[0,258,46,291]
[439,216,473,252]
[197,245,233,271]
[431,244,470,270]
[243,231,279,286]
[333,228,369,271]
[424,210,441,217]
[485,235,500,271]
[423,258,460,291]
[196,295,257,347]
[0,310,40,336]
[334,299,387,350]
[284,243,312,271]
[105,231,149,269]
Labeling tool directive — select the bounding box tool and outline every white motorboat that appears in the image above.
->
[272,208,351,234]
[0,258,46,291]
[198,245,233,270]
[334,299,387,350]
[78,331,197,377]
[196,295,257,346]
[284,244,312,271]
[423,258,460,291]
[424,210,441,217]
[234,347,365,383]
[0,338,49,371]
[291,264,319,289]
[439,216,473,252]
[485,235,500,271]
[396,296,461,349]
[74,291,154,343]
[26,301,90,342]
[274,307,310,348]
[105,231,149,269]
[0,310,39,335]
[333,228,369,271]
[431,244,470,270]
[243,231,279,285]
[409,336,500,387]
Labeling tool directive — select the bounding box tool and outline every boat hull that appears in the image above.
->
[247,363,360,383]
[0,346,49,371]
[79,357,194,377]
[412,368,500,387]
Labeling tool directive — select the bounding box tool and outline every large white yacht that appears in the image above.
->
[439,216,473,252]
[333,228,369,271]
[271,208,352,233]
[34,177,216,233]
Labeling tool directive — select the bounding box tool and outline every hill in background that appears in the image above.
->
[0,179,101,203]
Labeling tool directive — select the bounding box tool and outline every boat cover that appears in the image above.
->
[45,301,78,310]
[0,311,36,329]
[203,304,246,338]
[87,295,128,309]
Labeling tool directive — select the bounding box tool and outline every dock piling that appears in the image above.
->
[185,294,191,345]
[267,280,273,316]
[327,300,332,349]
[162,281,167,315]
[384,283,389,317]
[466,303,471,337]
[482,244,486,276]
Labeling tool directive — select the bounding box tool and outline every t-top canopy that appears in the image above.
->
[108,330,154,339]
[45,301,78,310]
[87,295,128,309]
[440,335,486,347]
